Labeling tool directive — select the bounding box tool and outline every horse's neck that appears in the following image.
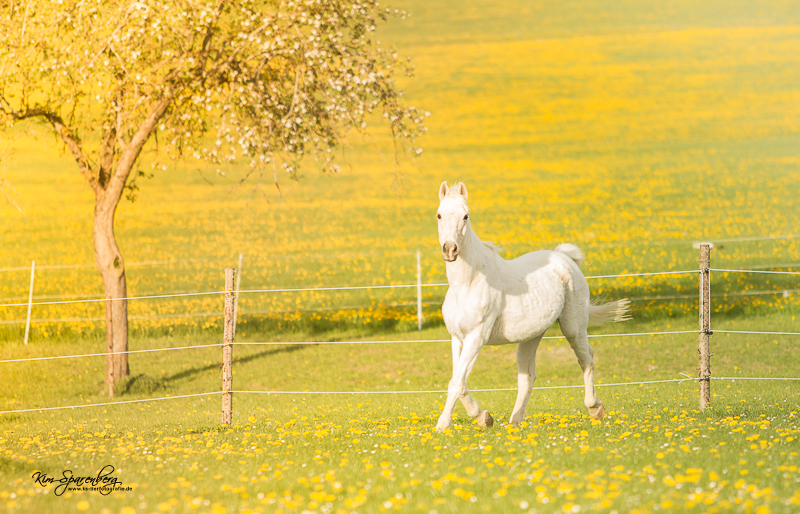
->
[445,226,489,286]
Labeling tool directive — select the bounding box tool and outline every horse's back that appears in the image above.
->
[512,249,589,309]
[484,249,587,344]
[507,249,585,286]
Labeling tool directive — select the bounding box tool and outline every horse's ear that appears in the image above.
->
[456,182,468,201]
[438,181,449,201]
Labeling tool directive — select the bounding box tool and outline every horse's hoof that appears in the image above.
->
[477,410,494,428]
[588,403,606,420]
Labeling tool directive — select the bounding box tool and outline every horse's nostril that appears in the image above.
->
[442,243,458,260]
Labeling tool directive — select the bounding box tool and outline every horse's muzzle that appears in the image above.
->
[442,242,458,262]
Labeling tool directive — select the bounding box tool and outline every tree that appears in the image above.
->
[0,0,426,395]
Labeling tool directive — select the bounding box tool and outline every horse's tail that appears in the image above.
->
[554,243,584,266]
[589,299,631,324]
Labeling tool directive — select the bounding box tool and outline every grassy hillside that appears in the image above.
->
[2,2,800,340]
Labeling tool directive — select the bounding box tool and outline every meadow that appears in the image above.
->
[2,0,800,512]
[1,318,800,514]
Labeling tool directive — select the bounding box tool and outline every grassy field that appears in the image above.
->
[3,0,800,512]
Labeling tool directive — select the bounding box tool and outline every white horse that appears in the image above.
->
[435,181,630,431]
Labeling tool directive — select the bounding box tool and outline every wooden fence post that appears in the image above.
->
[222,267,236,425]
[23,260,35,345]
[698,244,712,409]
[416,249,423,331]
[233,253,243,337]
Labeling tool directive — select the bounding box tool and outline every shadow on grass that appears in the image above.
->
[0,456,31,476]
[235,309,447,337]
[118,344,309,396]
[166,343,308,383]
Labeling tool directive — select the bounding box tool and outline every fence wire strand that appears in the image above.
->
[0,330,699,364]
[0,392,220,415]
[711,268,800,276]
[714,330,800,336]
[232,378,701,395]
[711,377,800,381]
[238,284,446,294]
[0,290,224,308]
[0,343,224,364]
[233,330,699,347]
[584,270,697,279]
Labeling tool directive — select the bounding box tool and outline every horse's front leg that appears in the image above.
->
[449,337,480,417]
[447,336,492,427]
[460,348,494,427]
[436,329,489,431]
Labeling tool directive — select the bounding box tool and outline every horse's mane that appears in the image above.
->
[482,241,504,255]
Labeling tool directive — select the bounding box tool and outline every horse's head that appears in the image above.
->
[436,181,470,262]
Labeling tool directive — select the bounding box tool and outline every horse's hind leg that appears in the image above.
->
[559,317,605,420]
[509,335,542,424]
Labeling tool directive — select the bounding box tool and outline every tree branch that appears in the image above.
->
[98,125,116,188]
[0,100,100,194]
[99,87,126,187]
[50,116,101,195]
[105,96,171,203]
[128,97,171,160]
[272,159,284,204]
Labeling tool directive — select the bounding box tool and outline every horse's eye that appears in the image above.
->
[437,213,441,219]
[463,214,469,220]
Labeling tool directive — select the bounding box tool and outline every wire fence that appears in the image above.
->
[0,327,791,370]
[0,330,702,364]
[4,375,800,416]
[0,269,702,328]
[0,269,698,309]
[2,257,799,418]
[3,267,799,324]
[4,289,799,325]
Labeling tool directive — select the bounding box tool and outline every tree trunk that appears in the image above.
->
[93,196,129,394]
